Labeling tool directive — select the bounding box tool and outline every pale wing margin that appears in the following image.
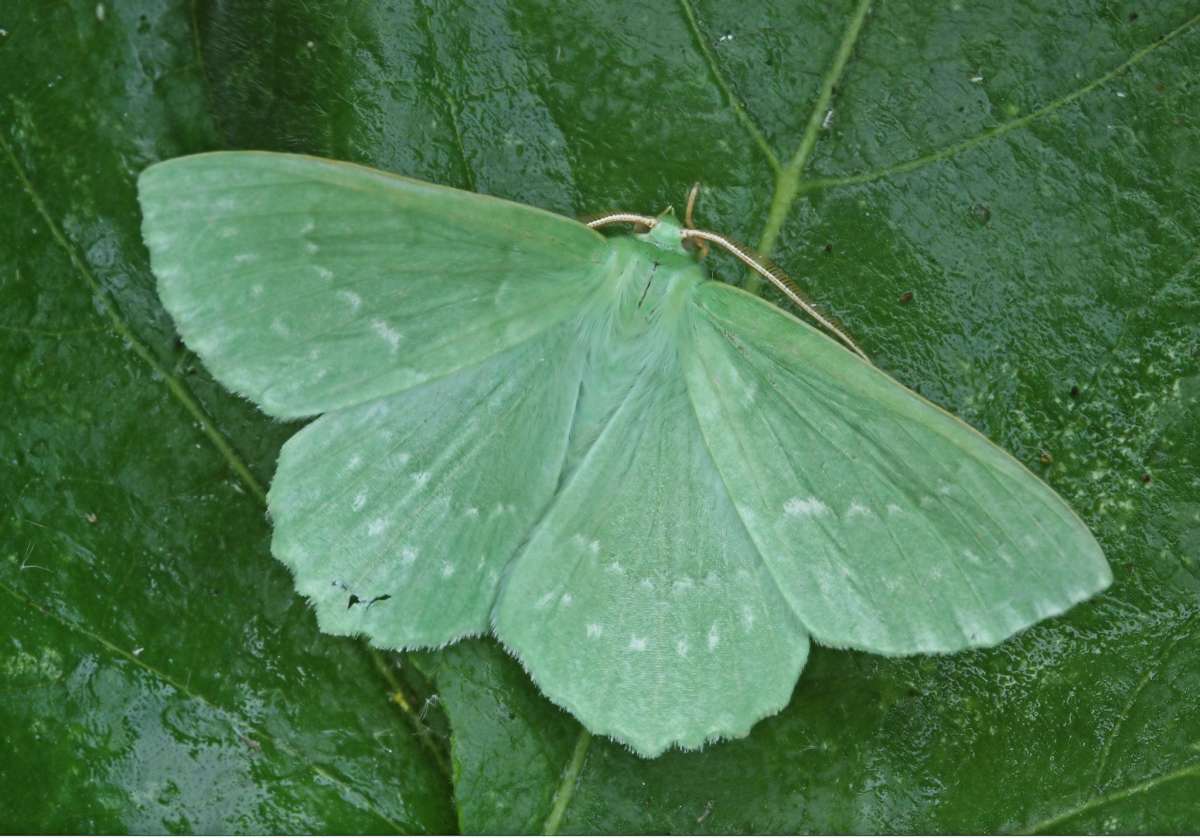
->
[138,151,609,418]
[683,282,1111,655]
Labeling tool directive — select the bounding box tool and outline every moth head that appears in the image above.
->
[638,210,690,255]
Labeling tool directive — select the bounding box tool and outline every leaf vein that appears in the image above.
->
[1092,613,1200,788]
[750,0,874,288]
[0,132,267,503]
[801,11,1200,194]
[0,129,453,780]
[1020,758,1200,834]
[676,0,782,175]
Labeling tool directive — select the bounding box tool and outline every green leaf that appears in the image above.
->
[4,0,1198,833]
[0,2,453,832]
[408,2,1200,832]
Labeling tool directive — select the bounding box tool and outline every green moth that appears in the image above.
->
[137,151,1111,758]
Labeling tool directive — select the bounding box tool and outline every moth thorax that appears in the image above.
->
[606,237,701,336]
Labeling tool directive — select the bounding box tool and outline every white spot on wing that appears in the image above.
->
[338,290,362,311]
[784,496,830,517]
[707,624,720,651]
[586,623,603,638]
[464,506,480,519]
[352,491,368,511]
[675,638,689,657]
[440,562,455,578]
[372,319,402,351]
[886,502,903,515]
[400,546,418,566]
[304,241,319,255]
[740,605,756,630]
[234,252,258,265]
[367,518,388,536]
[493,280,512,307]
[314,266,334,280]
[628,636,647,652]
[560,593,573,606]
[412,471,431,487]
[846,500,871,518]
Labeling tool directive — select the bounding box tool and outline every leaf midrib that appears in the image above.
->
[538,4,1200,833]
[538,2,878,831]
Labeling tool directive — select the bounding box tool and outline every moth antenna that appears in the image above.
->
[586,213,659,232]
[680,227,871,364]
[682,183,710,259]
[684,183,701,227]
[587,212,866,362]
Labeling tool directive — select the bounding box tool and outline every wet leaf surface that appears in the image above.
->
[0,2,452,831]
[2,0,1198,833]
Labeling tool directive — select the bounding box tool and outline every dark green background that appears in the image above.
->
[2,0,1198,833]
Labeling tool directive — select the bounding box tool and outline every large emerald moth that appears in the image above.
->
[138,151,1110,757]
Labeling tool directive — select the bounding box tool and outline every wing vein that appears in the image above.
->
[685,319,875,619]
[699,314,957,641]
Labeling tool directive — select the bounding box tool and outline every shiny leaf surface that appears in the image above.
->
[2,0,1198,833]
[0,2,452,832]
